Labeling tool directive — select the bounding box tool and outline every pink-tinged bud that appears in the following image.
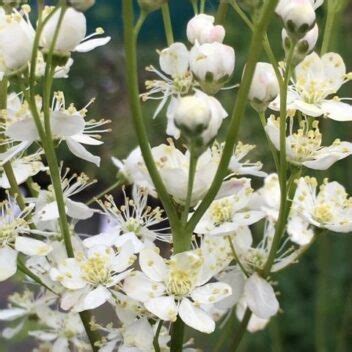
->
[277,0,316,38]
[187,14,225,45]
[190,42,235,94]
[249,62,279,111]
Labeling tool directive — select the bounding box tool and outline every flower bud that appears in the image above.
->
[187,14,225,45]
[277,0,316,39]
[282,24,318,64]
[190,42,235,94]
[138,0,167,13]
[0,12,33,76]
[174,95,211,138]
[168,91,227,146]
[68,0,95,11]
[41,7,86,56]
[249,62,279,111]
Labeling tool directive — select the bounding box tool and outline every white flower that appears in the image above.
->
[194,178,264,236]
[248,62,279,111]
[0,199,52,282]
[0,290,56,339]
[123,249,232,333]
[167,90,227,144]
[190,42,235,94]
[1,92,109,166]
[0,151,47,189]
[40,7,110,56]
[33,172,94,228]
[50,243,135,312]
[150,142,219,205]
[228,141,267,177]
[187,14,225,45]
[29,307,89,351]
[270,52,352,121]
[0,7,34,77]
[142,42,194,118]
[84,186,170,252]
[265,116,352,170]
[290,177,352,234]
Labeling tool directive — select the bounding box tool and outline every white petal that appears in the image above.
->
[15,237,53,256]
[321,100,352,121]
[66,199,94,220]
[294,100,324,117]
[244,273,279,319]
[139,248,168,282]
[37,201,60,221]
[287,216,315,245]
[2,320,25,339]
[66,138,100,166]
[123,272,165,302]
[53,337,69,352]
[191,282,232,304]
[71,134,103,145]
[51,111,85,137]
[75,37,111,52]
[144,296,178,322]
[6,119,39,142]
[0,247,18,281]
[159,42,189,77]
[179,298,215,333]
[75,286,111,312]
[0,308,27,321]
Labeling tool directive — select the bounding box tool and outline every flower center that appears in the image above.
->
[81,254,111,285]
[0,219,25,248]
[210,199,233,225]
[314,204,333,223]
[123,218,142,235]
[166,269,194,297]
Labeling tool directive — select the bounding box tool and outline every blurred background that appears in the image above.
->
[1,0,352,351]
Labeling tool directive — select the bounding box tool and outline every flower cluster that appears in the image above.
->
[0,0,351,351]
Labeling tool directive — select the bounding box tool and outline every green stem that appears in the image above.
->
[86,178,124,206]
[216,0,228,24]
[315,234,329,352]
[186,0,280,234]
[170,316,185,352]
[320,0,336,55]
[229,308,252,351]
[262,42,297,276]
[181,145,198,225]
[122,0,180,236]
[213,309,238,351]
[200,0,206,13]
[190,0,198,14]
[153,320,163,352]
[161,3,174,46]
